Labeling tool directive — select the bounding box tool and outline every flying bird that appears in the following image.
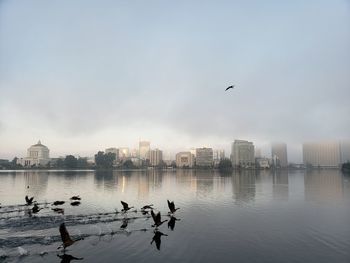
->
[225,85,235,91]
[141,204,153,210]
[25,196,34,205]
[52,201,65,206]
[58,223,83,250]
[151,210,168,228]
[167,200,180,214]
[121,201,134,212]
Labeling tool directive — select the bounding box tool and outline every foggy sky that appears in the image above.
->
[1,0,349,162]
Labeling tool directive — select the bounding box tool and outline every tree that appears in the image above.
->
[122,159,135,169]
[64,155,78,169]
[77,157,88,168]
[218,158,233,171]
[95,151,116,169]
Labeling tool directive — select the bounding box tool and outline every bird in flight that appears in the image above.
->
[225,85,235,91]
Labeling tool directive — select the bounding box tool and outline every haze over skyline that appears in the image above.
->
[1,1,349,162]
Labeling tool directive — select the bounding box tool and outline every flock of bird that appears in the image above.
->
[1,195,181,255]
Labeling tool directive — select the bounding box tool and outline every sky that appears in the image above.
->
[0,0,349,162]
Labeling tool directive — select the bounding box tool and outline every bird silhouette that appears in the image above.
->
[70,201,81,206]
[150,230,168,250]
[25,195,34,205]
[167,200,180,214]
[57,254,83,263]
[141,204,153,210]
[168,216,181,231]
[52,208,65,214]
[120,218,128,229]
[52,201,65,206]
[70,196,81,201]
[151,210,168,228]
[32,203,42,214]
[58,223,83,250]
[121,201,134,212]
[225,85,235,91]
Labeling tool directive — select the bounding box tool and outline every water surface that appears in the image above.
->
[0,169,349,262]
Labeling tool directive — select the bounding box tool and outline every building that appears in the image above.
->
[139,141,150,160]
[213,149,225,161]
[105,147,119,161]
[340,141,350,163]
[17,140,50,167]
[303,142,341,168]
[118,147,130,160]
[256,157,270,169]
[271,143,288,168]
[150,149,163,166]
[176,152,194,168]
[195,148,213,167]
[231,140,255,168]
[255,148,262,158]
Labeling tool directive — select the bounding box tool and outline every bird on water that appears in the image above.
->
[58,223,83,250]
[32,203,42,214]
[52,201,65,206]
[151,210,168,228]
[121,201,134,212]
[167,200,180,214]
[225,85,235,91]
[70,196,81,201]
[70,201,81,206]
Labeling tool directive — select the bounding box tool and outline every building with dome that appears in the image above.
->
[17,140,50,167]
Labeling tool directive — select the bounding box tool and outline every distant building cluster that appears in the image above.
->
[3,139,349,170]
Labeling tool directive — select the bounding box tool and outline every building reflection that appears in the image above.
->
[175,170,197,193]
[272,170,289,201]
[24,171,49,198]
[94,170,118,191]
[232,170,256,204]
[304,170,343,202]
[195,170,214,197]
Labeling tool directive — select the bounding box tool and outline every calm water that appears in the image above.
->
[0,169,349,263]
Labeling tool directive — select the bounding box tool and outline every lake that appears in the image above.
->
[0,169,349,263]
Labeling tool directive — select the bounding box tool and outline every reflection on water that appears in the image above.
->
[0,169,349,263]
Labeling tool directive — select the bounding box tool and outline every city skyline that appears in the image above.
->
[1,1,349,163]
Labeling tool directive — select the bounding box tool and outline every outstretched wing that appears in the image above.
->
[225,85,234,91]
[121,201,128,210]
[59,223,72,244]
[151,209,157,222]
[167,200,171,210]
[156,211,161,223]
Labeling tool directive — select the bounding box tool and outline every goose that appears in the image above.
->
[57,254,83,263]
[58,223,83,250]
[167,200,180,214]
[151,210,168,228]
[52,208,65,214]
[32,203,42,214]
[121,201,134,212]
[141,204,153,210]
[25,195,34,205]
[52,201,65,206]
[150,230,168,250]
[70,201,81,206]
[70,196,81,201]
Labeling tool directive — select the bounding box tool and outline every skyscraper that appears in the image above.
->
[231,140,255,168]
[176,152,194,168]
[139,141,150,160]
[303,142,341,168]
[195,148,213,167]
[150,149,163,166]
[271,143,288,168]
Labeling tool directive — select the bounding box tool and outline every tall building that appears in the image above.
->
[231,140,255,168]
[105,147,119,161]
[195,148,213,167]
[139,141,150,160]
[150,149,163,166]
[213,149,225,161]
[176,152,194,168]
[17,140,50,167]
[271,143,288,168]
[303,142,341,168]
[118,147,130,160]
[340,141,350,163]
